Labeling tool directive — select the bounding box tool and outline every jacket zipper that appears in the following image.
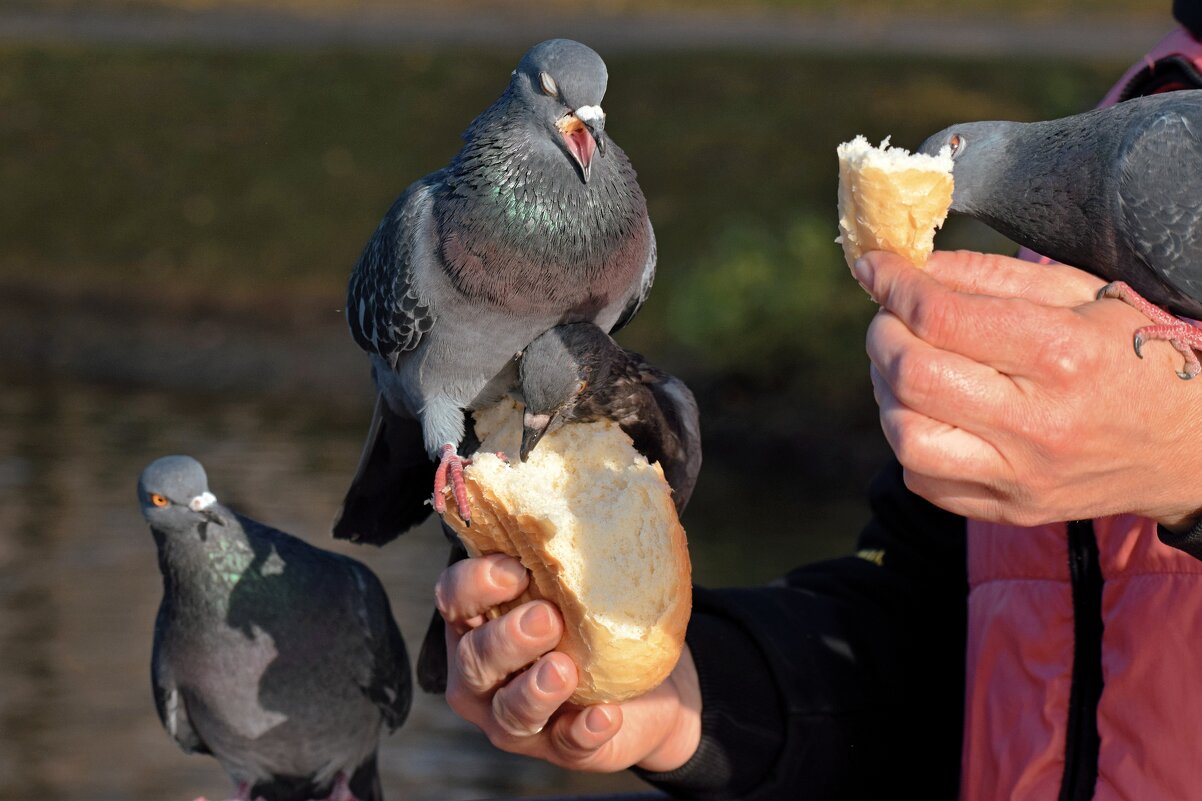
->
[1059,520,1104,801]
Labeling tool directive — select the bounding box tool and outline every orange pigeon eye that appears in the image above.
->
[949,133,965,157]
[150,494,169,508]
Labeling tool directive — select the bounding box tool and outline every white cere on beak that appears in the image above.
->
[189,492,217,512]
[524,412,552,430]
[574,104,605,123]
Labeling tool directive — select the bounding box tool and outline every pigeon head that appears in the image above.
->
[138,455,229,535]
[918,120,1022,216]
[509,39,610,184]
[518,323,616,461]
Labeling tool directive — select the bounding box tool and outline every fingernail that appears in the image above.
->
[853,255,874,288]
[585,706,613,734]
[520,604,553,638]
[490,558,526,589]
[536,659,566,693]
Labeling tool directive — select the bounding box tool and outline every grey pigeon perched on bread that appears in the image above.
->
[141,456,410,801]
[334,38,656,545]
[518,322,702,514]
[918,89,1202,377]
[415,322,701,693]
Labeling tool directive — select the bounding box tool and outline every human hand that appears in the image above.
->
[857,249,1202,531]
[436,553,701,773]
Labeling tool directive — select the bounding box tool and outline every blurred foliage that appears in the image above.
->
[0,0,1163,19]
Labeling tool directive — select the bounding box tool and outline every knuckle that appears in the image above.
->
[455,631,493,692]
[433,576,454,618]
[890,348,938,408]
[1034,326,1093,380]
[491,688,543,739]
[907,290,957,343]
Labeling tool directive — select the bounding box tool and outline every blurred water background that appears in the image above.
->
[0,1,1164,798]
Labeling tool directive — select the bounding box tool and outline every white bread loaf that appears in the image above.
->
[439,400,692,705]
[836,135,954,269]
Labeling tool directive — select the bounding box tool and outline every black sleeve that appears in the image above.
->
[1158,521,1202,560]
[635,458,968,800]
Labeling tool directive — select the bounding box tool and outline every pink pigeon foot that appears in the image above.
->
[432,444,472,523]
[1098,281,1202,379]
[311,771,360,801]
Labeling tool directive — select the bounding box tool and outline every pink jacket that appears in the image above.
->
[962,27,1202,801]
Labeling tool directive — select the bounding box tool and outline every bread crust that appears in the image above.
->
[440,402,692,705]
[836,135,954,269]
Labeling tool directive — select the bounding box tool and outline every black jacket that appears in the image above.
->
[638,459,968,800]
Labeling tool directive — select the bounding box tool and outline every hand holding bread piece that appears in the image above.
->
[439,400,692,705]
[836,135,954,270]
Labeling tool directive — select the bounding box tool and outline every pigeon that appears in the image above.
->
[517,322,702,515]
[918,89,1202,378]
[141,455,411,801]
[334,38,656,545]
[414,322,702,693]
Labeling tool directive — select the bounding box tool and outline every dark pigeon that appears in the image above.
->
[918,89,1202,377]
[141,456,410,801]
[335,38,656,545]
[517,322,702,515]
[415,322,702,693]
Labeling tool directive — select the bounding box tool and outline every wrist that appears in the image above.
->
[635,648,701,772]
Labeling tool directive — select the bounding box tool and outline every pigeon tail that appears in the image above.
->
[334,396,436,545]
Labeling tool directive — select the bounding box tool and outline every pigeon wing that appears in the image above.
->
[641,364,703,513]
[609,218,657,335]
[347,561,413,731]
[346,175,441,362]
[151,606,210,755]
[1118,108,1202,307]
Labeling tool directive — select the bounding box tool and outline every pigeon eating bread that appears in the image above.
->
[836,135,954,269]
[439,400,691,705]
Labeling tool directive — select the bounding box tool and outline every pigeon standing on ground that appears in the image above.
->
[335,38,656,546]
[415,322,702,692]
[917,89,1202,378]
[141,456,411,801]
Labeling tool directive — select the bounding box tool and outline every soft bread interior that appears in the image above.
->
[836,135,954,269]
[441,400,692,704]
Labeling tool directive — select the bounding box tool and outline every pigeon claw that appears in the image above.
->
[1098,281,1202,380]
[432,444,472,524]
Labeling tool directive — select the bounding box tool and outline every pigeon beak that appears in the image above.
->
[577,104,607,157]
[520,411,554,462]
[557,107,603,184]
[189,492,228,526]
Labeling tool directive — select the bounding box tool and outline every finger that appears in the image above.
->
[453,600,563,697]
[870,364,1006,483]
[489,651,578,739]
[543,704,624,769]
[921,249,1104,306]
[898,465,1010,523]
[866,309,1018,429]
[858,251,1084,375]
[435,554,529,631]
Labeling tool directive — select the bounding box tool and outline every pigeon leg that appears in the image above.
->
[431,444,472,523]
[1098,281,1202,379]
[316,772,359,801]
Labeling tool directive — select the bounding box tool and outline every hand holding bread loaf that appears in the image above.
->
[836,135,954,270]
[439,399,692,705]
